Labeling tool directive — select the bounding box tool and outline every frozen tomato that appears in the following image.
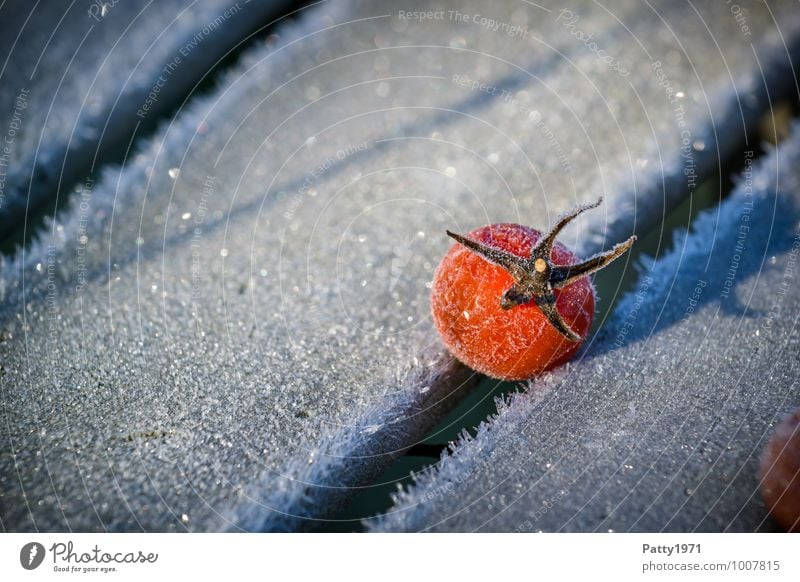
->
[431,198,635,380]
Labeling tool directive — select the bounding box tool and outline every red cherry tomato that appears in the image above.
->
[760,408,800,532]
[431,224,593,380]
[431,199,635,381]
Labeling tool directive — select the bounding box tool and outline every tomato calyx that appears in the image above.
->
[446,197,636,342]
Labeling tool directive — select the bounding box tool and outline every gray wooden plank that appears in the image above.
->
[0,0,293,239]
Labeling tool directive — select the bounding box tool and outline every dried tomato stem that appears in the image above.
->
[531,197,604,260]
[446,198,636,341]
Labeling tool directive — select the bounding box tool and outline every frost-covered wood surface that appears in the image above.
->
[370,127,800,532]
[0,0,291,238]
[1,0,799,531]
